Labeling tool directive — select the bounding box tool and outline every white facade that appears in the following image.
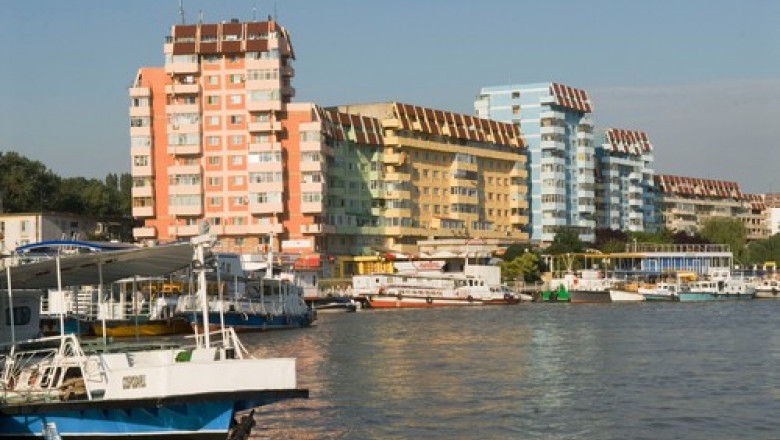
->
[768,207,780,236]
[0,213,102,256]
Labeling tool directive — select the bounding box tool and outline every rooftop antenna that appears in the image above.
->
[198,10,203,24]
[179,0,186,24]
[252,0,257,21]
[274,0,278,21]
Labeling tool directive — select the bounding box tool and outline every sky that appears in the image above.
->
[0,0,778,193]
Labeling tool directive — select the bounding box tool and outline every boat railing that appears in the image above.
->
[184,327,248,359]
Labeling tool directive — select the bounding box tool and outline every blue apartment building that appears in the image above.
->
[475,82,596,245]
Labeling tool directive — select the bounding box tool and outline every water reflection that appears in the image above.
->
[240,301,780,439]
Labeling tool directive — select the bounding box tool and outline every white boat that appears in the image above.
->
[0,234,308,439]
[352,262,519,308]
[609,288,645,302]
[638,282,681,301]
[754,279,780,299]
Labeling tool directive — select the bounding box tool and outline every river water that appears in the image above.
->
[241,301,780,439]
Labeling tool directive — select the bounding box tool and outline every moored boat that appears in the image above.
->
[609,288,645,302]
[353,263,520,308]
[638,282,681,301]
[754,279,780,299]
[0,234,309,439]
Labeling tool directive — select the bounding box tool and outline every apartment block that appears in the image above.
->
[742,194,768,241]
[475,82,596,245]
[129,19,530,273]
[327,102,529,255]
[130,19,296,252]
[594,129,656,232]
[654,175,746,233]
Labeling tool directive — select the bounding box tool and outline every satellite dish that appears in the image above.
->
[199,220,210,235]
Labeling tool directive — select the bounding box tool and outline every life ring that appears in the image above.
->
[573,279,579,285]
[396,293,403,301]
[425,297,433,304]
[467,295,474,302]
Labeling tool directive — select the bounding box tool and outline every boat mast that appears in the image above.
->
[56,255,64,338]
[5,265,15,344]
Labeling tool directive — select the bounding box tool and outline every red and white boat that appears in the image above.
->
[352,261,520,308]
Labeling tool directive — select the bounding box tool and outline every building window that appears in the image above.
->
[208,116,219,126]
[207,96,219,105]
[229,74,243,84]
[208,197,221,206]
[512,91,520,99]
[232,176,244,185]
[230,115,243,124]
[208,156,220,165]
[230,135,243,145]
[230,156,243,166]
[229,94,242,104]
[207,75,218,85]
[207,136,220,146]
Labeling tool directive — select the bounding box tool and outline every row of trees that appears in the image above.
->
[0,152,132,217]
[501,219,780,283]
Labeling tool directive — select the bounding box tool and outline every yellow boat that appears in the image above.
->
[92,316,192,337]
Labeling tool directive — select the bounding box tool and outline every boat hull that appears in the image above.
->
[642,293,679,302]
[754,290,780,299]
[678,292,754,302]
[363,294,519,308]
[40,316,94,337]
[569,290,611,303]
[609,290,645,302]
[0,390,307,439]
[186,311,315,333]
[92,317,192,337]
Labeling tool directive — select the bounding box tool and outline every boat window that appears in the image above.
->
[4,306,32,326]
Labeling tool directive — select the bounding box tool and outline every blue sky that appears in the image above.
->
[0,0,778,192]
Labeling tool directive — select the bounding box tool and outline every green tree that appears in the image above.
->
[699,217,747,263]
[544,226,587,255]
[118,173,133,216]
[746,233,780,266]
[0,152,60,212]
[500,252,543,283]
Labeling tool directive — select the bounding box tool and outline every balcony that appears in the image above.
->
[248,120,283,133]
[299,140,322,152]
[246,99,283,112]
[133,226,157,239]
[129,125,152,137]
[248,223,285,235]
[383,152,406,166]
[250,202,284,215]
[168,184,202,196]
[299,161,324,172]
[131,186,153,198]
[248,142,282,152]
[301,182,325,193]
[169,204,203,216]
[167,164,201,175]
[245,79,281,91]
[166,103,199,114]
[384,171,410,181]
[168,224,200,237]
[282,85,296,98]
[511,198,529,209]
[540,140,565,150]
[301,201,324,214]
[249,181,284,193]
[168,143,202,156]
[510,214,529,224]
[576,131,594,140]
[132,206,154,218]
[300,223,336,234]
[165,61,199,75]
[385,190,411,200]
[247,161,283,173]
[165,83,199,95]
[129,106,151,118]
[540,126,565,136]
[129,87,151,98]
